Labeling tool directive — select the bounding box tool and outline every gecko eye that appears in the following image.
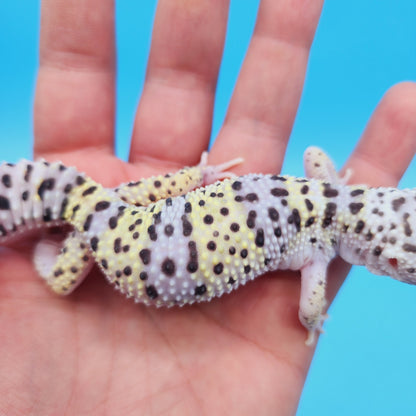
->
[388,258,398,268]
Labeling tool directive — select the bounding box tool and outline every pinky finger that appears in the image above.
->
[344,82,416,187]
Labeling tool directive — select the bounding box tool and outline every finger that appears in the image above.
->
[327,82,416,302]
[210,0,324,174]
[34,0,116,158]
[345,82,416,187]
[130,0,230,168]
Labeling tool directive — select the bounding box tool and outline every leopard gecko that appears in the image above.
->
[1,147,416,345]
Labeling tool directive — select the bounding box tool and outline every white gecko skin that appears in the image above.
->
[1,148,416,345]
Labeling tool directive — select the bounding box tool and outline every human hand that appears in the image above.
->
[2,1,416,414]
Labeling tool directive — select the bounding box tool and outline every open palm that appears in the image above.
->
[2,1,416,414]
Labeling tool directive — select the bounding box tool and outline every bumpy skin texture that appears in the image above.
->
[1,151,416,343]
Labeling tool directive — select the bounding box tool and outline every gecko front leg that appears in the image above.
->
[304,146,351,184]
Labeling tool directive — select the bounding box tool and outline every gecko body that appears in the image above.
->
[1,149,416,344]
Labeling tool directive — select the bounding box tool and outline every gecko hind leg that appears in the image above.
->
[298,258,331,345]
[34,230,93,295]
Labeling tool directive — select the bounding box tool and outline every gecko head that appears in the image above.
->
[367,241,416,284]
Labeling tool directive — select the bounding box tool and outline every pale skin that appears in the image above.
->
[1,1,416,414]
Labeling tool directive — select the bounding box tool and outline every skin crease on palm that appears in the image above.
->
[1,0,416,415]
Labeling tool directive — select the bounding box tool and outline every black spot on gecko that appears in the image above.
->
[161,258,176,276]
[140,272,148,281]
[229,246,236,255]
[54,268,64,277]
[182,215,193,236]
[246,210,257,229]
[305,217,315,227]
[59,198,68,218]
[164,224,174,237]
[24,164,33,182]
[139,249,151,265]
[255,228,265,247]
[21,191,29,201]
[82,186,97,197]
[291,209,301,232]
[187,241,198,273]
[244,265,251,274]
[392,197,406,212]
[153,211,162,225]
[0,196,11,210]
[354,220,365,234]
[148,225,158,241]
[350,189,365,197]
[95,201,110,211]
[42,207,52,222]
[146,285,158,299]
[203,214,214,225]
[268,207,279,221]
[323,184,338,198]
[207,241,216,251]
[101,259,108,269]
[90,237,98,252]
[322,202,337,228]
[154,180,162,188]
[373,246,383,256]
[301,185,309,195]
[214,263,224,275]
[83,214,93,231]
[1,174,11,188]
[240,249,248,258]
[195,284,207,296]
[109,216,118,229]
[365,231,374,241]
[403,213,412,236]
[349,202,364,215]
[184,202,192,213]
[114,238,121,253]
[38,178,55,200]
[305,199,314,212]
[403,243,416,253]
[232,181,242,191]
[246,193,258,202]
[220,207,229,216]
[271,175,286,181]
[228,277,236,285]
[274,227,282,238]
[230,223,240,232]
[271,188,289,197]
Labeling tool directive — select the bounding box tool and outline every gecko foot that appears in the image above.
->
[198,151,244,185]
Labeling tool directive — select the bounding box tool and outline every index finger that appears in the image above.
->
[34,0,116,159]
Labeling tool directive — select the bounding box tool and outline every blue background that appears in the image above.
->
[1,1,415,414]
